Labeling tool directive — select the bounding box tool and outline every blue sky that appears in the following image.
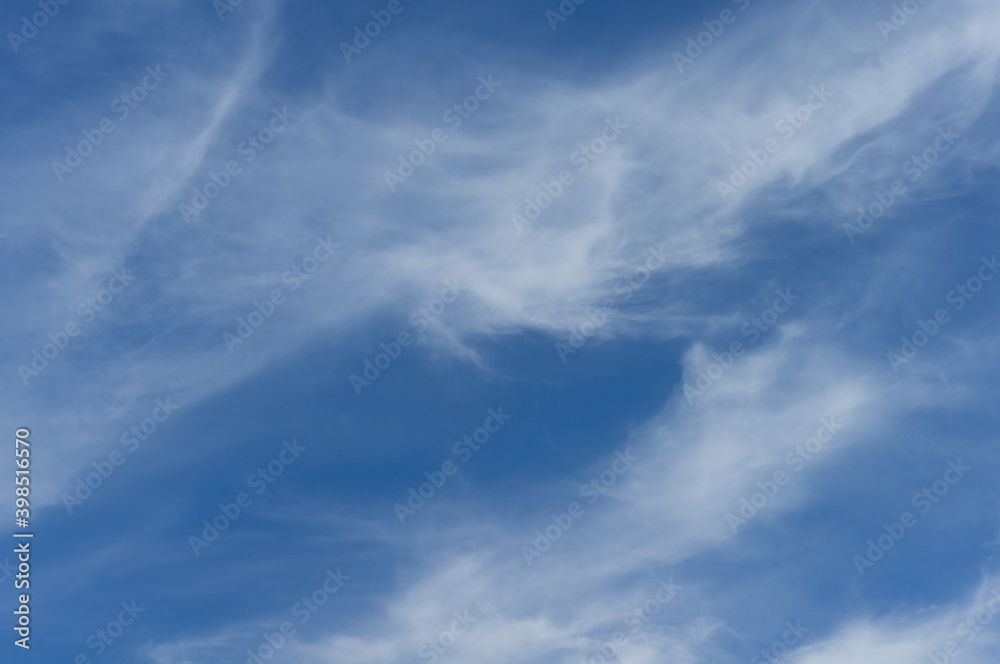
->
[2,0,1000,662]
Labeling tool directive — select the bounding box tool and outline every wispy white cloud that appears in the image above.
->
[3,0,1000,661]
